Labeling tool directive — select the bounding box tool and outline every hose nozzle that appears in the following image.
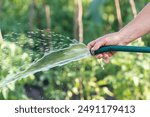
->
[90,49,95,56]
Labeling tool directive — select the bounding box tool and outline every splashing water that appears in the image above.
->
[0,30,91,88]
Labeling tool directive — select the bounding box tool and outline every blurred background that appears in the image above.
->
[0,0,150,100]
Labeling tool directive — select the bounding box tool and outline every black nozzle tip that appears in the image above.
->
[90,49,95,56]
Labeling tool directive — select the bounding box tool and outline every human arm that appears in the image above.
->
[87,3,150,63]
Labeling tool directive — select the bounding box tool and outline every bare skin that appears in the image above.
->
[87,3,150,63]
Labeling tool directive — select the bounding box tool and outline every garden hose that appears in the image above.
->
[90,45,150,55]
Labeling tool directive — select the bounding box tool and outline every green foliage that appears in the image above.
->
[0,0,150,100]
[0,41,31,79]
[0,40,34,99]
[108,52,150,99]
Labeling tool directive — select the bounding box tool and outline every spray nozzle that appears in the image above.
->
[90,49,95,56]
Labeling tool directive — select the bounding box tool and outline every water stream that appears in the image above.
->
[0,31,91,88]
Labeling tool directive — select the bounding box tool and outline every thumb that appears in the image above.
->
[91,40,105,51]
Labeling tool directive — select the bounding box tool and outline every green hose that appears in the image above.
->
[91,45,150,55]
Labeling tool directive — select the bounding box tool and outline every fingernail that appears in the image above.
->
[92,46,97,51]
[91,47,94,50]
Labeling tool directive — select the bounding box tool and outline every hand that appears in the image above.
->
[87,32,128,63]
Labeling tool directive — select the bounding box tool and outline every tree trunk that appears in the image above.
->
[129,0,137,18]
[29,0,36,30]
[129,0,142,43]
[45,5,51,30]
[74,0,83,43]
[114,0,123,29]
[74,0,84,99]
[43,1,51,49]
[0,0,2,13]
[0,30,3,43]
[29,0,42,30]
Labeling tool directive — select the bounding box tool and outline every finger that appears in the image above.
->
[106,51,116,57]
[102,53,110,64]
[107,53,112,57]
[104,57,110,64]
[95,54,103,59]
[91,39,105,51]
[102,53,108,58]
[107,52,113,57]
[87,40,96,49]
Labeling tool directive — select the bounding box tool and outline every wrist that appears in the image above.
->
[117,31,134,45]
